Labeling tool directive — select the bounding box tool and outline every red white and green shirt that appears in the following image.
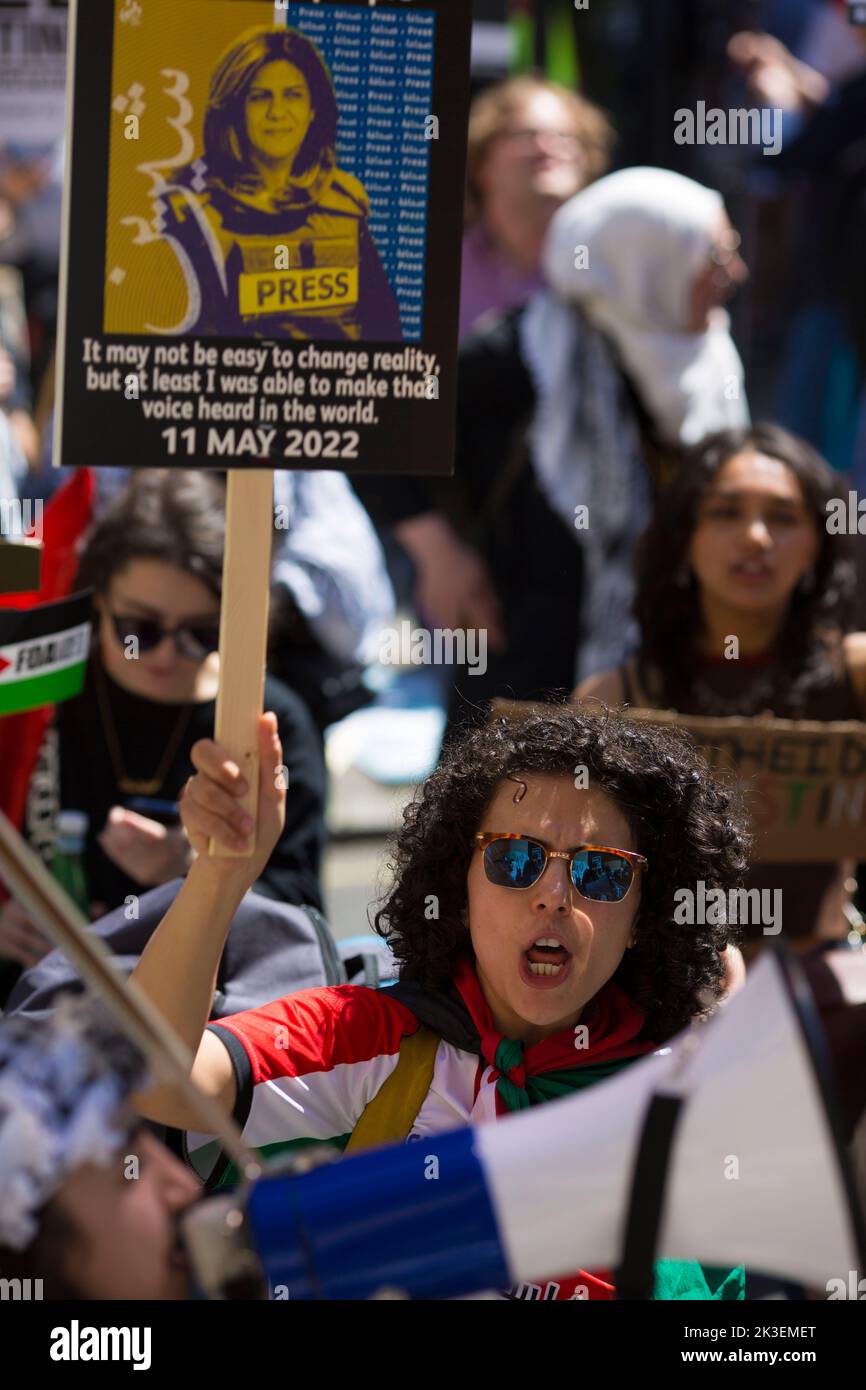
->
[187,961,743,1301]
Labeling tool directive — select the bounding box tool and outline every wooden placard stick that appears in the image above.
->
[211,469,274,859]
[0,807,258,1178]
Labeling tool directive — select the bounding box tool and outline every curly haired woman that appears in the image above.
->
[131,705,748,1300]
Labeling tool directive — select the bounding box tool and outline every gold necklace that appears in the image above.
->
[94,660,195,796]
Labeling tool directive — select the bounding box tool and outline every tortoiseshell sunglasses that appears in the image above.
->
[475,833,647,903]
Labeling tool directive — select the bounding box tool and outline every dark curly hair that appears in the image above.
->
[373,704,751,1043]
[633,423,856,715]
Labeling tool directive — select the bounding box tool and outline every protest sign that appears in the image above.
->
[54,0,471,474]
[0,591,90,714]
[0,0,68,144]
[627,707,866,863]
[492,699,866,863]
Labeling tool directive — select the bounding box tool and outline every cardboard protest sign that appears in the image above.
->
[626,708,866,863]
[492,699,866,864]
[55,0,471,474]
[0,0,68,144]
[0,591,91,713]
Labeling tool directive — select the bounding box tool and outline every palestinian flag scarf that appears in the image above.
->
[389,955,656,1116]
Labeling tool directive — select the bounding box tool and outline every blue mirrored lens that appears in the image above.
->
[571,851,632,902]
[483,838,546,888]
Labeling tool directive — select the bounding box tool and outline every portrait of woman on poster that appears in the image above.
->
[156,26,403,342]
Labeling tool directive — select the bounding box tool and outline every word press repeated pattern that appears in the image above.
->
[288,3,435,341]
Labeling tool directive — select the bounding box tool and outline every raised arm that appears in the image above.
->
[131,714,286,1129]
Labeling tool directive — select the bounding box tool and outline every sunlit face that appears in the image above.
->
[687,452,821,617]
[477,90,589,213]
[96,558,221,705]
[467,774,639,1045]
[245,60,314,164]
[688,211,748,331]
[55,1130,200,1300]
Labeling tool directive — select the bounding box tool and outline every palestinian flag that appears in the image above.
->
[0,592,92,714]
[0,469,94,831]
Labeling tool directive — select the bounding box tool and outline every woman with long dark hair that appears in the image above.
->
[576,423,866,957]
[0,472,326,990]
[157,25,401,341]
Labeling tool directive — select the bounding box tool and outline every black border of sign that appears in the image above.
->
[54,0,472,475]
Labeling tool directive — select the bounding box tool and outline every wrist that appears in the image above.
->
[185,853,251,913]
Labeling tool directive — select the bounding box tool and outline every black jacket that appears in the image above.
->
[354,311,585,728]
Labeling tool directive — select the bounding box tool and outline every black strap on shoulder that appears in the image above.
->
[192,1024,256,1192]
[615,1092,685,1300]
[302,904,347,987]
[385,978,481,1056]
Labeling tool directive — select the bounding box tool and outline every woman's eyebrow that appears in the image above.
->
[493,834,613,849]
[113,597,219,624]
[113,596,160,615]
[250,83,307,95]
[702,488,803,506]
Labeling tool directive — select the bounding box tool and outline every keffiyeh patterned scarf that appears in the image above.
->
[0,998,146,1251]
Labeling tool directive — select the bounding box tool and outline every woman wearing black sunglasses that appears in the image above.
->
[0,472,326,989]
[129,703,748,1301]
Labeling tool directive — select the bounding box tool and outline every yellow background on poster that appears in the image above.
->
[104,0,275,335]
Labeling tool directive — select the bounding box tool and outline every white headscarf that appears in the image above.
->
[542,166,750,446]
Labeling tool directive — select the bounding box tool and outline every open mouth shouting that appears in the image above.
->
[519,933,574,990]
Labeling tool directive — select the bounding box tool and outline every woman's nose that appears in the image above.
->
[533,129,561,154]
[140,1131,201,1208]
[745,516,772,547]
[151,634,179,659]
[531,858,571,910]
[156,1151,202,1210]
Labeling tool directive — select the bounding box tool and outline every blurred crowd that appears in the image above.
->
[1,0,866,1306]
